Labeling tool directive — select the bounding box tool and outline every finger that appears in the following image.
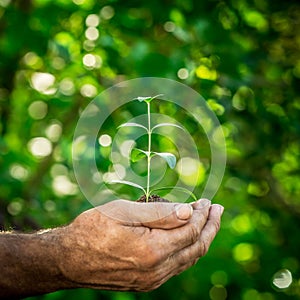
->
[191,198,211,210]
[159,256,197,282]
[140,203,193,229]
[98,200,194,229]
[167,203,224,267]
[151,203,211,256]
[136,204,223,286]
[198,204,224,253]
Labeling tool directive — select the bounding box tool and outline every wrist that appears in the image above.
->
[33,228,75,291]
[0,228,73,298]
[54,212,107,288]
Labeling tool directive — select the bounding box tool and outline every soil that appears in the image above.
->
[137,194,170,202]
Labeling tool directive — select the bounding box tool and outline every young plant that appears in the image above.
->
[110,95,197,202]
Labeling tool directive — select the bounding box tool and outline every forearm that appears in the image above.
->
[0,229,71,299]
[0,200,223,297]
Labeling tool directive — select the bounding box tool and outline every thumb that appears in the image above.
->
[99,200,193,229]
[140,202,194,229]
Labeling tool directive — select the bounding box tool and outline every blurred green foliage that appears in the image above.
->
[0,0,300,299]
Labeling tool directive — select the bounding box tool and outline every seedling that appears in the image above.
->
[110,95,197,202]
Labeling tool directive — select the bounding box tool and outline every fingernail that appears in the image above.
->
[175,204,193,220]
[198,198,211,208]
[216,204,224,215]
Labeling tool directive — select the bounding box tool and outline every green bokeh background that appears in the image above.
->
[0,0,300,299]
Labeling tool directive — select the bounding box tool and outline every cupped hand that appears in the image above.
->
[57,199,223,292]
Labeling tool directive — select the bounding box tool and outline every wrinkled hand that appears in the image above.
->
[58,199,224,292]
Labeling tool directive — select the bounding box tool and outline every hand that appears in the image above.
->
[57,199,224,292]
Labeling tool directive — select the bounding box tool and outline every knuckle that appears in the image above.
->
[214,219,221,233]
[140,245,161,269]
[151,272,169,289]
[199,239,209,256]
[151,279,165,291]
[189,224,200,244]
[140,282,161,292]
[138,271,165,291]
[173,256,199,276]
[191,257,200,267]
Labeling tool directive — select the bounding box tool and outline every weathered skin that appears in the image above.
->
[0,199,223,298]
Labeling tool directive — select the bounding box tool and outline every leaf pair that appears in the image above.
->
[131,148,176,169]
[119,122,183,133]
[108,180,197,201]
[134,94,164,103]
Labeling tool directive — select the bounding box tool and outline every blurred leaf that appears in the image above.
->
[130,148,148,162]
[1,0,300,299]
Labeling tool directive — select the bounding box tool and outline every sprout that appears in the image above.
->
[108,95,197,202]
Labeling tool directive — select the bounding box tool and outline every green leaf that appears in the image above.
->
[131,148,149,162]
[150,186,198,201]
[109,180,146,193]
[118,122,148,131]
[153,152,176,169]
[134,94,163,103]
[151,123,184,132]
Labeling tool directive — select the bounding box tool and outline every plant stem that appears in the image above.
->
[146,102,151,202]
